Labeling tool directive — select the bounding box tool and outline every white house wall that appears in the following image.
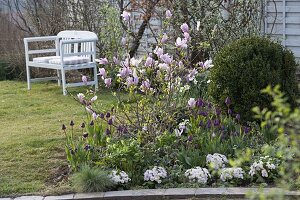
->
[265,0,300,61]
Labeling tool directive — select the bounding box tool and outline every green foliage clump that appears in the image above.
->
[71,165,113,192]
[253,85,300,190]
[209,37,299,121]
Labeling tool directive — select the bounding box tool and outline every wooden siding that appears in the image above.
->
[265,0,300,61]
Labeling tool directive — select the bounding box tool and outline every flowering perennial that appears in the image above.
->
[109,170,131,184]
[220,167,244,182]
[249,156,276,178]
[144,166,167,184]
[184,167,211,184]
[206,153,228,170]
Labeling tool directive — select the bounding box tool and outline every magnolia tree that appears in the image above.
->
[78,10,212,143]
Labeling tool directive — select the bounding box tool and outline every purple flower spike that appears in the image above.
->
[206,120,211,129]
[89,120,94,126]
[188,135,193,142]
[105,128,111,135]
[225,97,231,106]
[196,98,204,107]
[199,111,208,117]
[228,109,233,115]
[81,123,85,128]
[199,120,204,127]
[213,119,220,127]
[215,108,221,116]
[106,112,111,118]
[70,120,74,127]
[99,113,105,119]
[108,118,113,125]
[82,132,88,138]
[62,124,66,130]
[243,126,251,134]
[84,144,91,151]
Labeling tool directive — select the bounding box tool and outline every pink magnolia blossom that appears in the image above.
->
[160,53,173,64]
[98,68,106,78]
[130,57,141,67]
[154,46,163,57]
[126,76,139,87]
[77,93,85,103]
[121,58,130,68]
[113,56,120,65]
[104,78,112,88]
[118,66,132,78]
[158,63,169,71]
[92,112,98,120]
[96,58,109,65]
[187,69,198,81]
[144,56,154,67]
[140,79,151,92]
[121,11,131,21]
[85,106,93,114]
[183,32,190,40]
[178,61,184,68]
[166,10,172,19]
[180,23,189,33]
[161,33,168,44]
[204,60,214,69]
[82,75,88,85]
[175,37,187,48]
[90,96,98,102]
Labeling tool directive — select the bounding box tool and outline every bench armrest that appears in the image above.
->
[24,36,58,43]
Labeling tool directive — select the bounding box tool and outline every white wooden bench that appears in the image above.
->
[24,30,98,95]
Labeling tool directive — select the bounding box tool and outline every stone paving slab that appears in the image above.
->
[14,196,44,200]
[74,192,104,200]
[164,188,196,199]
[44,194,75,200]
[132,189,166,200]
[1,187,299,200]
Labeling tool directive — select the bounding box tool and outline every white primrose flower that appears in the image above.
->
[109,170,131,184]
[206,153,228,170]
[261,169,268,177]
[249,157,277,178]
[185,167,211,184]
[144,166,167,184]
[179,85,190,93]
[266,161,276,170]
[220,167,244,182]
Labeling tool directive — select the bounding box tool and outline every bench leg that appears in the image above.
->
[57,69,61,86]
[26,64,31,90]
[93,66,98,91]
[61,69,67,95]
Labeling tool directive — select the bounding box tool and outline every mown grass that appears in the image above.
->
[0,81,115,197]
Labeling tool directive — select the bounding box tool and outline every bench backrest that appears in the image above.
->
[57,30,98,56]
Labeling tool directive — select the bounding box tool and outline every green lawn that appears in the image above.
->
[0,81,114,197]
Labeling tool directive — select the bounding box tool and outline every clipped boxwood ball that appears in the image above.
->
[209,37,299,121]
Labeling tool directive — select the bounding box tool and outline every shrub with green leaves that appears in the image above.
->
[209,37,299,121]
[71,165,113,192]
